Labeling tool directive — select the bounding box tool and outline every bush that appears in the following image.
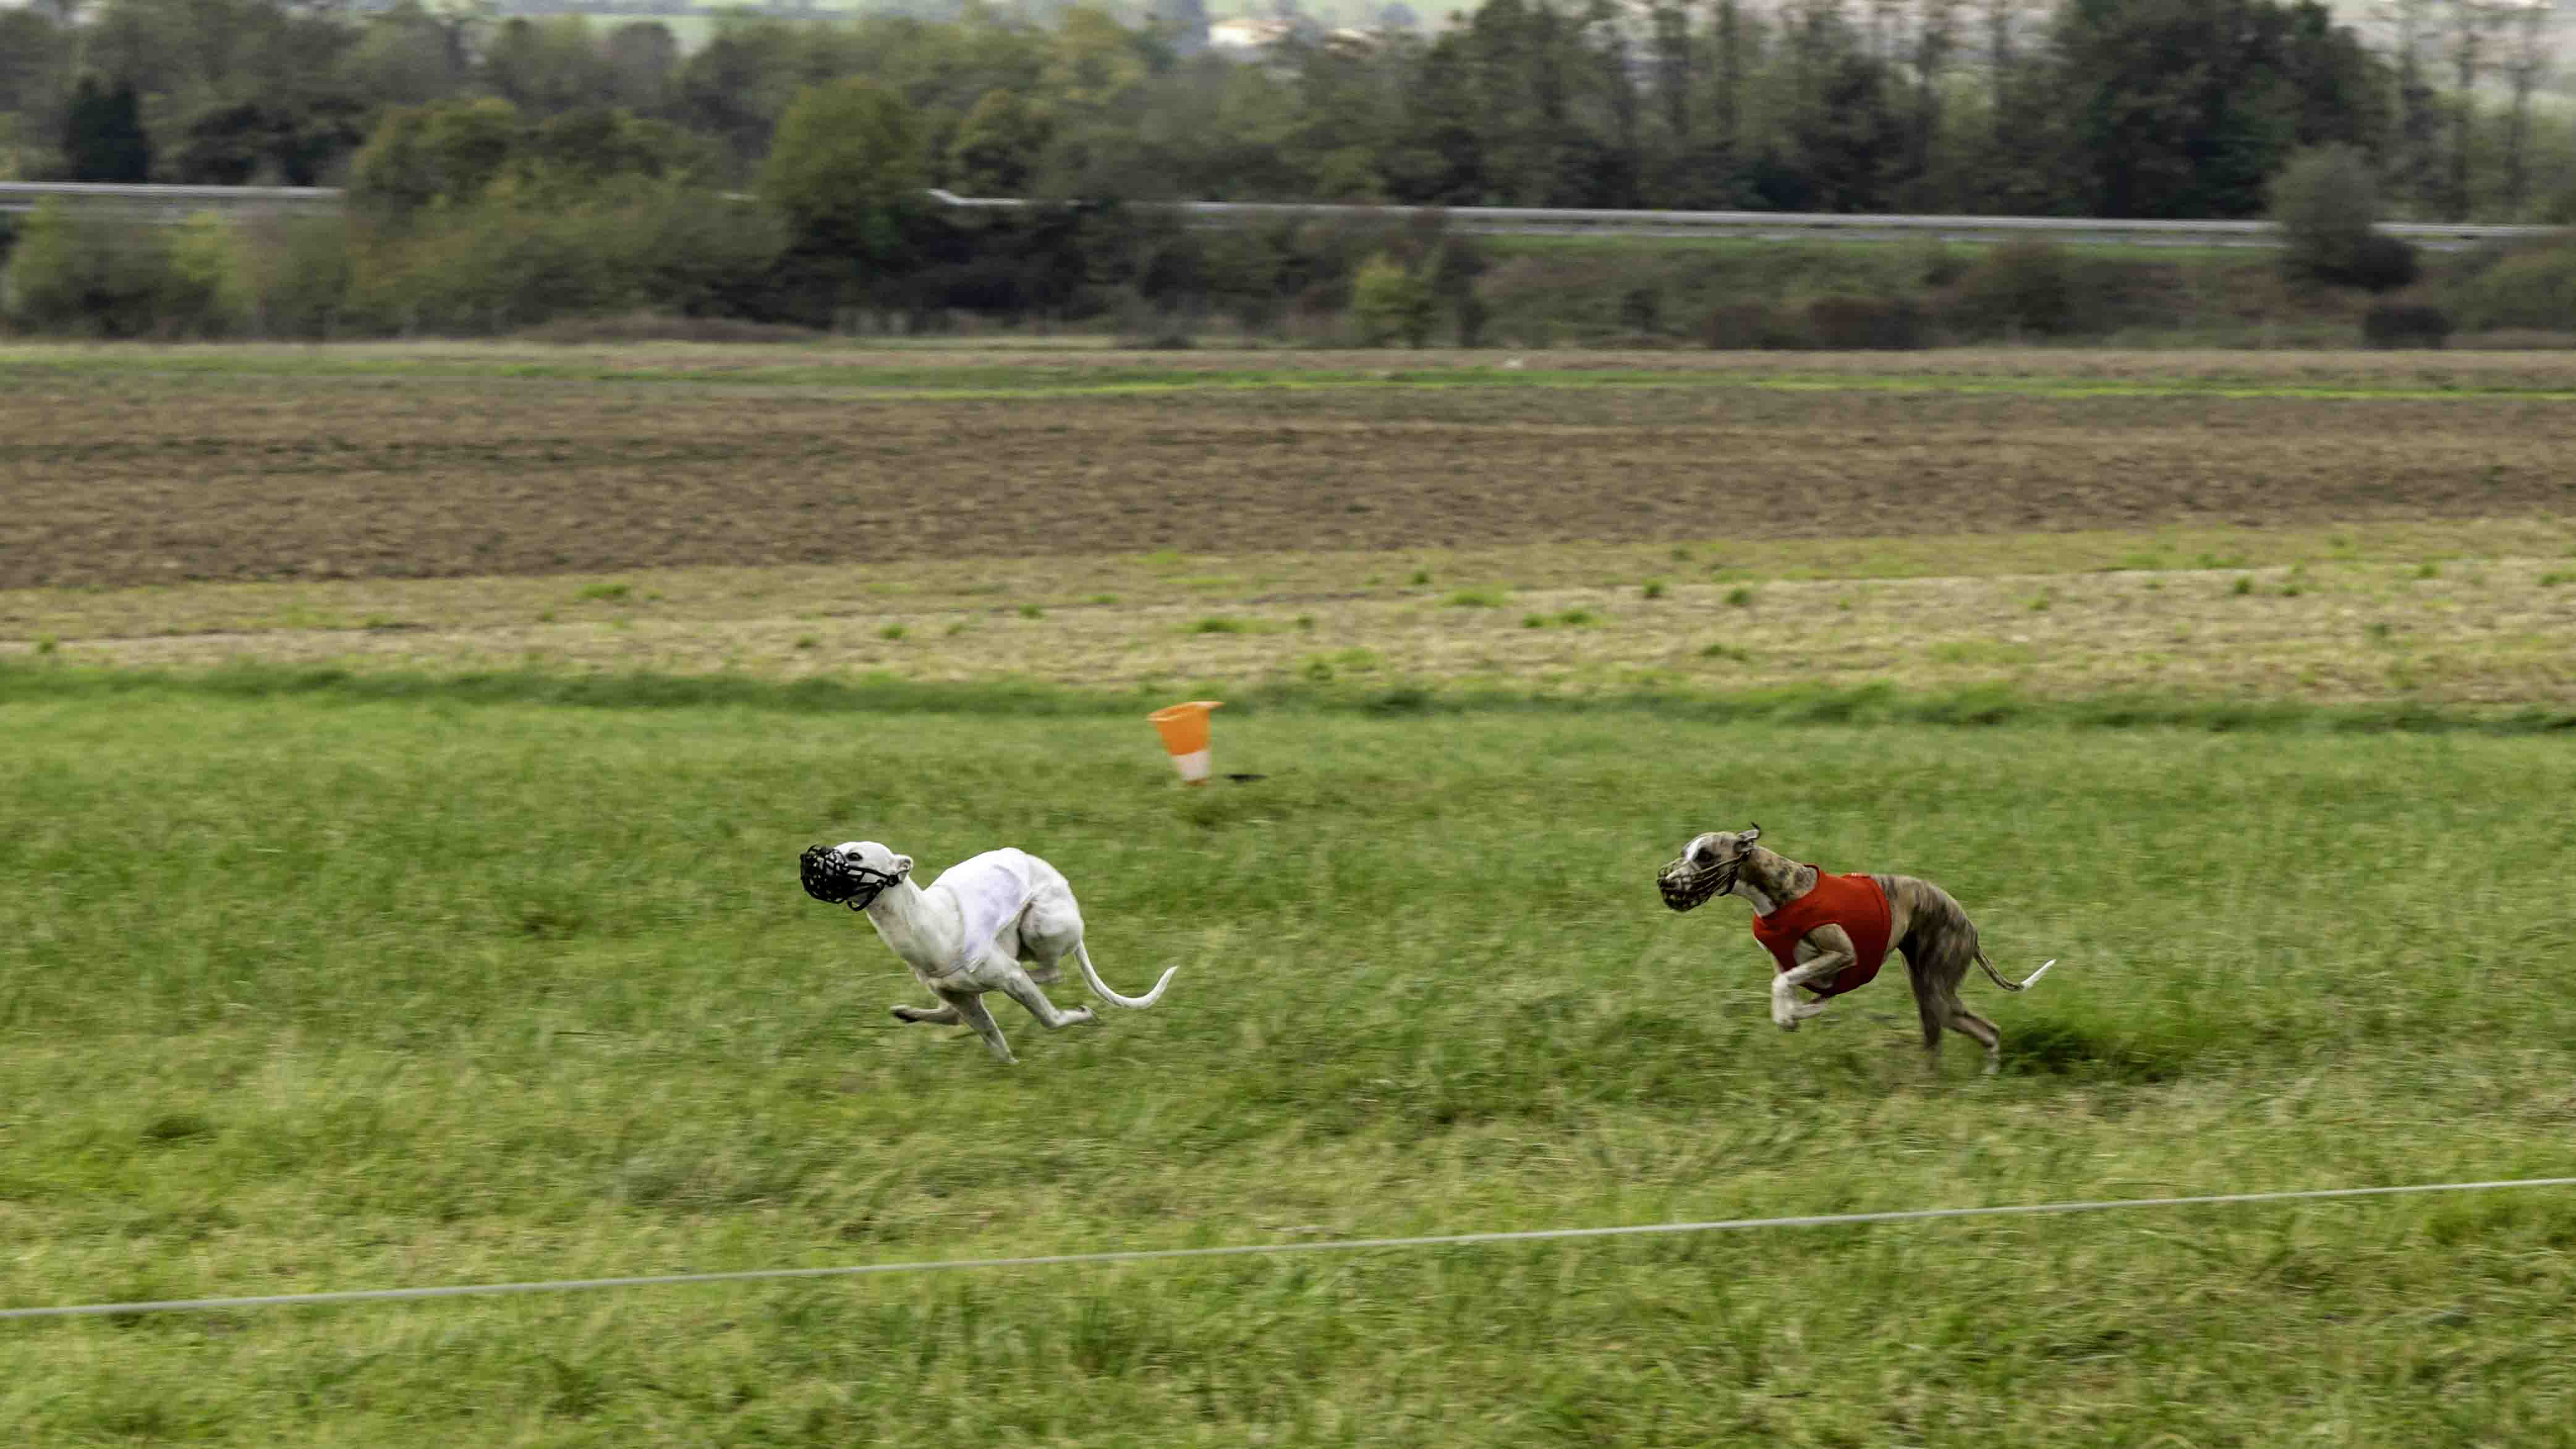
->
[1453,292,1490,347]
[242,218,359,338]
[1,200,171,337]
[512,312,829,345]
[2336,232,2420,292]
[1804,294,1925,350]
[347,181,788,336]
[1619,286,1662,334]
[2360,300,2453,349]
[2447,239,2576,333]
[1700,300,1808,350]
[2270,145,2416,292]
[1939,240,2085,338]
[159,213,253,338]
[1350,253,1435,347]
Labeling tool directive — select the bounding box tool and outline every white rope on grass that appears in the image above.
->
[5,1175,2570,1322]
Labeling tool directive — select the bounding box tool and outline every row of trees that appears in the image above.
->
[2,0,2570,222]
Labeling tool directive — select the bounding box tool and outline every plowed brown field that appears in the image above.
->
[7,350,2576,590]
[8,346,2576,704]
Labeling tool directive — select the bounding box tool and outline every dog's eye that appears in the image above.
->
[1693,844,1717,863]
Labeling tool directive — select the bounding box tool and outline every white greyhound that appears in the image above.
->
[799,841,1176,1064]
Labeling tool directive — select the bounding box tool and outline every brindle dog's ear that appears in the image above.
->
[1741,823,1761,846]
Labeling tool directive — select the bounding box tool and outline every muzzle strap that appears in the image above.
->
[800,845,904,912]
[1658,857,1736,912]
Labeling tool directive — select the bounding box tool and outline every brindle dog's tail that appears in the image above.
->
[1975,951,2055,992]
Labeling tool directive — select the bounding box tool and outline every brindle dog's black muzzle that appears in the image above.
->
[800,845,904,912]
[1657,857,1736,912]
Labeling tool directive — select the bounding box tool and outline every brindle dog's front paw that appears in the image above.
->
[891,1005,922,1022]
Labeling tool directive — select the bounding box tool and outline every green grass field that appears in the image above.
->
[4,670,2574,1445]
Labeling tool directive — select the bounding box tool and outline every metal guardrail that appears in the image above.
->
[925,189,2557,252]
[0,181,344,221]
[5,181,2557,251]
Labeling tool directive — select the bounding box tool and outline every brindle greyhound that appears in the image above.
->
[1657,825,2053,1074]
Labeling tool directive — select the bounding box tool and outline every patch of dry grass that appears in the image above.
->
[15,340,2576,390]
[11,520,2576,705]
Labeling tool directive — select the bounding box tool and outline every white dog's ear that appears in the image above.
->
[893,854,914,879]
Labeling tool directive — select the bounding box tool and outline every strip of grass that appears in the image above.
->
[9,658,2576,733]
[10,348,2576,401]
[1,688,2572,1443]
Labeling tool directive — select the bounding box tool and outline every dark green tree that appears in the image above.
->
[1380,31,1486,204]
[759,77,940,312]
[673,17,814,177]
[2052,0,2387,219]
[484,17,616,119]
[346,97,522,220]
[603,22,681,117]
[946,88,1052,195]
[62,76,153,182]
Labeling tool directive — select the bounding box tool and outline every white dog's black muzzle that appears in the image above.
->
[800,845,904,912]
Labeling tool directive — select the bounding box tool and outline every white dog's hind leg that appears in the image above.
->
[995,966,1095,1031]
[1069,941,1176,1010]
[946,992,1017,1063]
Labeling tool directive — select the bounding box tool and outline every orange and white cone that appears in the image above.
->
[1147,700,1223,785]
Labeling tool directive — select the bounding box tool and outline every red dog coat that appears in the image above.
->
[1749,868,1894,999]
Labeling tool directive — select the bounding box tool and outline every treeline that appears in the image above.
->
[6,0,2570,218]
[1,0,2572,342]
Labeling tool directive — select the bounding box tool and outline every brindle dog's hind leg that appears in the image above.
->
[1908,961,2004,1074]
[892,1001,962,1026]
[1944,1002,2004,1076]
[1906,957,1947,1064]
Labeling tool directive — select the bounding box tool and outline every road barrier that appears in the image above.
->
[4,182,2554,252]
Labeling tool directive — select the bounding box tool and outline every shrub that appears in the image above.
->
[1,199,169,336]
[1618,286,1662,334]
[346,180,787,335]
[2447,239,2576,333]
[1804,294,1925,350]
[1700,300,1808,350]
[1939,240,2085,338]
[244,217,360,339]
[1453,291,1490,347]
[1351,252,1436,347]
[2337,232,2420,292]
[2270,145,2417,292]
[158,212,253,338]
[2361,300,2453,349]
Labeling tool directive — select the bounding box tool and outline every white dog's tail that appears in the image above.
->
[1072,942,1176,1009]
[1976,952,2056,992]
